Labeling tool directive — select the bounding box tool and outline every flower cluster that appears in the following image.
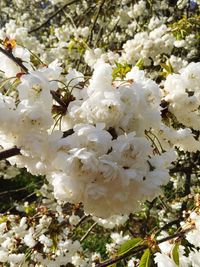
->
[0,208,90,267]
[0,50,178,217]
[120,25,175,66]
[164,62,200,131]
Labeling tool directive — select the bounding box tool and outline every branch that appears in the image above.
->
[155,219,181,234]
[50,90,68,109]
[1,44,76,112]
[80,221,98,242]
[62,128,74,138]
[0,147,21,160]
[28,0,79,34]
[87,0,106,46]
[74,214,90,228]
[0,46,28,73]
[95,226,195,267]
[96,244,147,267]
[0,186,29,196]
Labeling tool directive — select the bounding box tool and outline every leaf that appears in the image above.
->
[135,58,144,69]
[172,243,180,266]
[118,237,143,256]
[160,63,171,74]
[108,264,116,267]
[160,62,174,76]
[112,62,131,80]
[139,248,151,267]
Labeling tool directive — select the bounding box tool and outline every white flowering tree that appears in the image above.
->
[0,0,200,266]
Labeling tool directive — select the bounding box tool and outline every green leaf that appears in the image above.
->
[139,248,151,267]
[160,63,169,72]
[135,58,144,69]
[172,243,180,266]
[112,62,131,80]
[118,237,143,256]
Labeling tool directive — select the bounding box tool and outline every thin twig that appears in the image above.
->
[50,90,68,109]
[80,221,98,242]
[28,0,79,34]
[75,214,90,228]
[87,0,106,46]
[0,186,29,196]
[155,219,181,235]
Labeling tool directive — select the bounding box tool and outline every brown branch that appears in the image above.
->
[28,0,79,34]
[74,214,90,228]
[95,226,195,267]
[50,90,68,109]
[62,128,74,138]
[96,244,147,267]
[156,219,181,234]
[0,46,28,73]
[156,226,194,243]
[0,147,21,161]
[87,0,106,46]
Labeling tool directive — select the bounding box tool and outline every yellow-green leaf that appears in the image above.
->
[135,58,144,69]
[172,243,180,266]
[108,264,116,267]
[112,62,131,80]
[139,248,151,267]
[118,237,143,256]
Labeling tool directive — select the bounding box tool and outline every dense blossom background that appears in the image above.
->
[0,0,200,266]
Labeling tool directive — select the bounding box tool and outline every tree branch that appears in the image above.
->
[28,0,79,34]
[80,221,98,242]
[0,147,21,160]
[95,226,194,267]
[87,0,106,46]
[0,46,28,73]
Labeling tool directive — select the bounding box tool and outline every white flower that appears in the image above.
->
[88,60,113,93]
[185,212,200,247]
[8,253,25,264]
[0,45,31,78]
[120,25,174,66]
[189,249,200,267]
[24,230,36,248]
[0,250,8,262]
[39,234,53,247]
[154,253,176,267]
[66,69,84,87]
[164,62,200,131]
[93,215,128,229]
[69,214,80,226]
